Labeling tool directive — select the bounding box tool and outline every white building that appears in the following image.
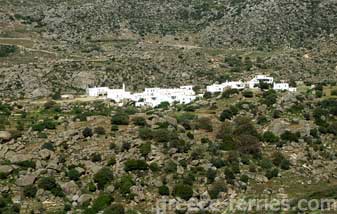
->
[106,84,132,102]
[86,87,109,97]
[273,83,297,92]
[248,75,274,89]
[206,81,246,93]
[87,84,197,108]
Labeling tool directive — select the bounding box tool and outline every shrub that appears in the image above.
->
[240,174,249,183]
[111,125,119,131]
[262,131,279,143]
[67,169,81,181]
[164,160,177,173]
[331,89,337,96]
[159,185,170,196]
[121,142,131,152]
[266,168,279,180]
[107,157,117,166]
[103,203,125,214]
[173,184,193,200]
[280,159,291,170]
[91,153,102,162]
[124,159,148,171]
[139,143,151,157]
[280,131,300,142]
[196,117,213,132]
[152,129,176,143]
[149,163,160,172]
[133,117,147,126]
[41,142,54,151]
[219,109,234,121]
[116,175,134,195]
[91,193,114,212]
[262,90,277,107]
[139,127,153,140]
[224,168,235,181]
[83,127,93,138]
[93,167,114,190]
[0,44,16,57]
[242,90,254,98]
[208,181,226,199]
[95,127,106,135]
[23,185,37,198]
[16,160,36,169]
[38,177,64,197]
[32,120,57,132]
[206,168,217,183]
[111,113,129,125]
[260,159,273,169]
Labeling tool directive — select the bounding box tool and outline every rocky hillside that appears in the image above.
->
[1,86,337,213]
[0,0,336,98]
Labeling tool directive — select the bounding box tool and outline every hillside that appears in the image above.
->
[0,0,336,98]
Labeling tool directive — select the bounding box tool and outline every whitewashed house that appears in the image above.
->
[86,87,109,97]
[106,84,132,102]
[248,75,274,89]
[207,81,245,93]
[134,86,196,107]
[273,83,297,92]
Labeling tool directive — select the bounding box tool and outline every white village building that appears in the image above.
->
[87,84,197,108]
[273,83,297,92]
[86,87,109,97]
[206,81,246,93]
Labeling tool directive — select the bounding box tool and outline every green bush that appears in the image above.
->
[196,117,213,132]
[242,90,254,98]
[83,127,93,138]
[280,159,291,170]
[208,181,226,199]
[139,143,151,157]
[173,184,193,200]
[91,193,114,212]
[152,129,177,143]
[240,174,249,183]
[139,127,153,140]
[91,153,102,162]
[159,185,170,196]
[164,160,177,173]
[132,117,147,126]
[41,142,54,151]
[103,203,125,214]
[262,131,279,143]
[107,157,117,166]
[0,45,16,57]
[111,113,129,125]
[16,160,36,169]
[262,90,277,107]
[116,175,134,195]
[124,159,148,171]
[266,168,279,180]
[32,119,57,132]
[280,131,300,142]
[23,185,37,198]
[67,169,81,181]
[38,177,64,197]
[93,167,114,190]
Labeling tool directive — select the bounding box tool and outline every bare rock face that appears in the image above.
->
[16,175,36,187]
[0,131,12,142]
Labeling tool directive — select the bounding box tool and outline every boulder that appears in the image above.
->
[39,149,51,160]
[15,175,36,187]
[78,194,92,205]
[0,165,13,174]
[62,181,79,195]
[0,131,12,142]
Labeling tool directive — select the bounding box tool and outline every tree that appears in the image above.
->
[23,185,37,198]
[159,185,170,196]
[38,177,64,197]
[262,131,279,143]
[124,159,148,171]
[173,184,193,200]
[83,127,93,138]
[67,169,81,181]
[93,167,114,190]
[111,113,129,125]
